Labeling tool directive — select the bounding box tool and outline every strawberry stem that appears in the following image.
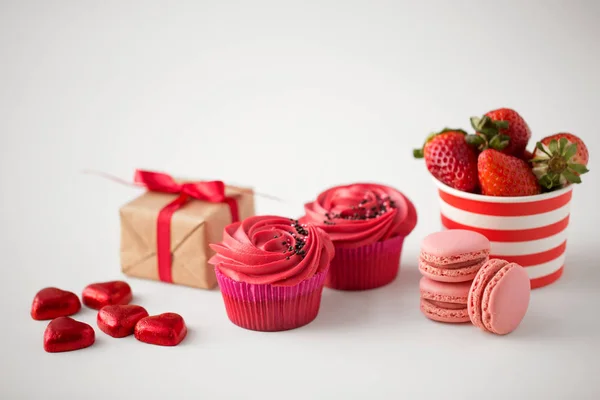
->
[548,155,567,173]
[468,114,511,152]
[534,139,589,191]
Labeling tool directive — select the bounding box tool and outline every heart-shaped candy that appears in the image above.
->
[134,313,187,346]
[31,287,81,320]
[44,317,95,353]
[82,281,132,310]
[97,305,149,338]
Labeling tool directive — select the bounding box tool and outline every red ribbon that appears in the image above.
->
[134,170,240,283]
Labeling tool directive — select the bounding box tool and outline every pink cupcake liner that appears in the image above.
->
[215,268,328,332]
[325,235,404,291]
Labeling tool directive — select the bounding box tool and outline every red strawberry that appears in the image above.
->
[413,128,479,192]
[522,149,534,162]
[532,133,589,190]
[466,108,531,157]
[478,149,541,196]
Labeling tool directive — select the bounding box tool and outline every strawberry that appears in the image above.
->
[466,108,531,157]
[531,133,589,190]
[413,128,479,192]
[478,149,541,196]
[522,149,534,162]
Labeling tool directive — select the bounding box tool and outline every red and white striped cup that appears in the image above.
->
[434,178,573,289]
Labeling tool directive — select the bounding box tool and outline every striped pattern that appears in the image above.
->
[436,181,573,289]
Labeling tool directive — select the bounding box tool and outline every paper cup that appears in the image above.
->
[215,268,328,332]
[434,178,573,289]
[325,235,404,291]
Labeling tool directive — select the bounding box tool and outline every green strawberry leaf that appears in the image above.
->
[547,171,560,183]
[536,142,552,157]
[563,143,578,160]
[470,117,482,131]
[559,137,569,155]
[497,134,510,149]
[568,163,589,174]
[493,120,509,130]
[549,139,559,155]
[563,169,582,184]
[530,157,548,163]
[487,133,510,150]
[465,134,485,147]
[489,135,501,150]
[539,175,555,189]
[471,116,499,139]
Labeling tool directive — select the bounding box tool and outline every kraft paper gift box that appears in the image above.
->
[119,171,255,289]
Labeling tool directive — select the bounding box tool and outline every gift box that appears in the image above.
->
[433,177,572,289]
[119,170,255,289]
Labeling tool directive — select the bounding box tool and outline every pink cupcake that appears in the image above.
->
[301,183,417,290]
[209,215,334,332]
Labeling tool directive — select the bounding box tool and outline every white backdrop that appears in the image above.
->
[1,1,599,399]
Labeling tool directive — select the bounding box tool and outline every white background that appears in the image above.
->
[1,1,599,399]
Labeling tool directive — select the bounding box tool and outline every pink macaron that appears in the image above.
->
[419,277,471,323]
[468,259,530,335]
[419,229,490,283]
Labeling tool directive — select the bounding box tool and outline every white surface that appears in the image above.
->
[1,1,600,399]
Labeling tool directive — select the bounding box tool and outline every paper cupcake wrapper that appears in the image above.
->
[215,268,327,332]
[325,235,404,291]
[434,178,573,289]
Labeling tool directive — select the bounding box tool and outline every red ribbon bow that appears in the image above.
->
[134,170,240,283]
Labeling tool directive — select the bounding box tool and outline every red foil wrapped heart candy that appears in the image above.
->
[44,317,95,353]
[97,305,149,338]
[134,313,187,346]
[82,281,132,310]
[31,287,81,320]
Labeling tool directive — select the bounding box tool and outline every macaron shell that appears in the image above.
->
[420,229,490,259]
[420,299,470,323]
[468,259,509,330]
[419,277,471,304]
[482,263,530,335]
[419,257,488,283]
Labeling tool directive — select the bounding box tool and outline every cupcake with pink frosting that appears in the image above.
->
[301,183,417,290]
[209,215,334,331]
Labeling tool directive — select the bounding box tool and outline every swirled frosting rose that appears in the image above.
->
[209,215,334,286]
[301,183,417,248]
